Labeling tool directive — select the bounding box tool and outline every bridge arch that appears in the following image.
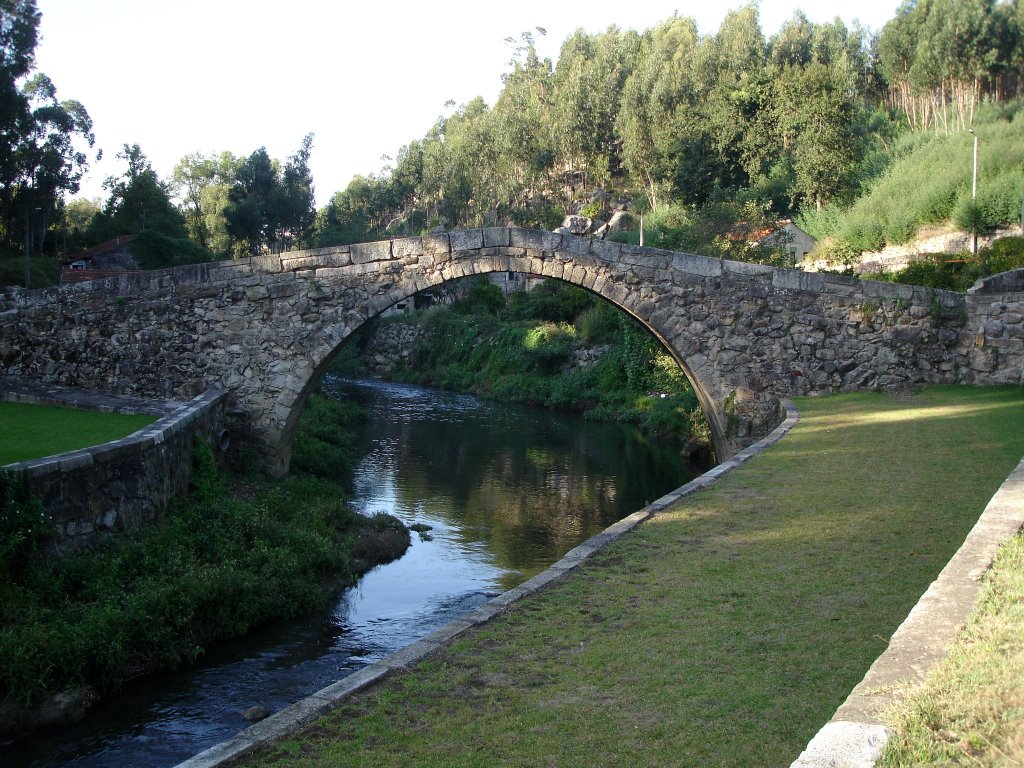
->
[275,259,732,478]
[1,227,977,478]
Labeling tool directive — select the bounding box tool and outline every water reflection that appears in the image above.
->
[333,376,699,589]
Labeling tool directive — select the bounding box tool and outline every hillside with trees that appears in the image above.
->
[2,0,1024,288]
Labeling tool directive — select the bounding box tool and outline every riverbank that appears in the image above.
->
[0,396,410,737]
[227,385,1024,768]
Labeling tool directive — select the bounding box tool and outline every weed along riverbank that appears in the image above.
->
[344,278,713,459]
[221,385,1024,768]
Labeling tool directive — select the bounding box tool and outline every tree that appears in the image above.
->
[90,144,185,240]
[225,135,316,254]
[1,0,94,259]
[278,133,316,245]
[172,150,241,256]
[0,0,38,206]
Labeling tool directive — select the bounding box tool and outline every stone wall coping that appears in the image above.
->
[0,229,973,316]
[790,449,1024,767]
[172,401,801,768]
[969,267,1024,295]
[1,387,227,476]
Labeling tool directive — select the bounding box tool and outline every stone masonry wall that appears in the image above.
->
[960,268,1024,385]
[1,384,227,552]
[0,228,1015,473]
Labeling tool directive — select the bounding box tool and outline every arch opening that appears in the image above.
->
[272,266,729,478]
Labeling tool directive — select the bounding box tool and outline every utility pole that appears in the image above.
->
[969,127,979,257]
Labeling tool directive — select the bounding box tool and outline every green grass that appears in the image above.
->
[879,529,1024,767]
[0,401,157,465]
[0,254,61,291]
[240,385,1024,768]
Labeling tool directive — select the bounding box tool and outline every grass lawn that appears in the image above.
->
[0,401,156,465]
[240,385,1024,768]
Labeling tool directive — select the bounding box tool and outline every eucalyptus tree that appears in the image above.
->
[172,151,241,253]
[90,144,185,241]
[1,0,95,259]
[615,15,703,210]
[549,26,640,197]
[489,30,555,214]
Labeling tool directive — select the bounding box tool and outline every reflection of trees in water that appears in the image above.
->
[342,381,702,574]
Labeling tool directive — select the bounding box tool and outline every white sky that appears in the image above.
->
[33,0,903,208]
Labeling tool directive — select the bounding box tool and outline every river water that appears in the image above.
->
[4,376,703,768]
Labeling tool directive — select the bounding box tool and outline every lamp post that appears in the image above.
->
[969,127,979,257]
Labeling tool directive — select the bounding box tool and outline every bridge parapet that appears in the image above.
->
[1,228,1011,475]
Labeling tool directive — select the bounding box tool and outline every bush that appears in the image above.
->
[455,278,505,316]
[290,395,367,480]
[0,472,51,590]
[0,443,408,707]
[577,301,621,344]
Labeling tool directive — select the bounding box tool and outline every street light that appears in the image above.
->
[969,127,979,257]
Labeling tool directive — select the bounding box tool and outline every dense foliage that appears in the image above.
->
[869,235,1024,291]
[799,103,1024,256]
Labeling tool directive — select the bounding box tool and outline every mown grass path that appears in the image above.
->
[242,386,1024,768]
[0,401,155,465]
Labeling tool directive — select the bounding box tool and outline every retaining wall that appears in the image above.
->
[1,383,227,551]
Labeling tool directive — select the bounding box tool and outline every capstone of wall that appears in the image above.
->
[1,383,227,552]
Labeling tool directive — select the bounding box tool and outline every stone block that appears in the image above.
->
[482,227,510,247]
[206,263,253,283]
[350,240,392,264]
[561,234,591,257]
[860,279,911,302]
[415,233,447,255]
[723,259,774,278]
[391,237,423,259]
[250,253,282,274]
[671,253,722,278]
[510,228,561,251]
[450,229,484,251]
[589,238,622,262]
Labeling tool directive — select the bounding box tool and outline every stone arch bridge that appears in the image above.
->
[1,228,1019,475]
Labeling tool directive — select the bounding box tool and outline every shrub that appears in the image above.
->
[986,237,1024,274]
[577,301,621,344]
[128,230,216,270]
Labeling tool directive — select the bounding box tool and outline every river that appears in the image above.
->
[4,376,704,768]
